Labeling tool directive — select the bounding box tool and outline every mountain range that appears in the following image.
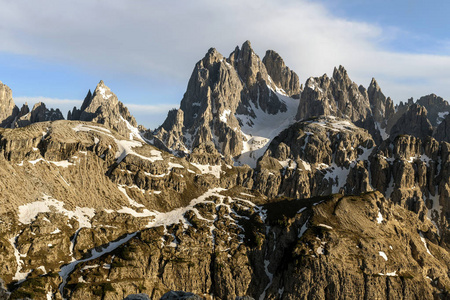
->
[1,41,450,299]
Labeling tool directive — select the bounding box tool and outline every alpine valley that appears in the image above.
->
[2,41,450,300]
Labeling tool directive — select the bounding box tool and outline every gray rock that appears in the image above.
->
[0,81,16,125]
[262,50,301,97]
[160,291,203,300]
[155,41,297,161]
[14,102,64,128]
[389,104,433,140]
[124,293,151,300]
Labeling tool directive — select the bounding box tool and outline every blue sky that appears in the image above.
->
[321,0,450,54]
[1,0,450,129]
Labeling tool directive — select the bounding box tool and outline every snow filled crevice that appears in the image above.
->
[419,232,433,256]
[235,91,299,168]
[9,233,30,283]
[322,146,374,194]
[59,232,138,299]
[426,185,443,236]
[259,258,274,300]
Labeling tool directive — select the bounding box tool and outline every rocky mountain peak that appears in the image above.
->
[367,77,394,129]
[14,102,64,128]
[416,93,450,126]
[389,103,433,140]
[93,80,114,100]
[262,50,301,97]
[201,47,223,67]
[68,81,138,137]
[296,66,372,124]
[229,40,268,89]
[369,77,380,91]
[155,41,300,164]
[0,81,16,125]
[332,65,352,87]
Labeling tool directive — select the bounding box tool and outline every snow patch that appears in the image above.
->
[437,111,449,125]
[378,271,397,277]
[191,162,222,178]
[419,232,433,256]
[18,194,95,228]
[97,86,112,99]
[318,224,333,230]
[118,185,145,208]
[9,235,29,282]
[235,91,299,168]
[379,251,388,261]
[220,109,231,123]
[377,210,383,224]
[375,122,389,140]
[259,259,274,300]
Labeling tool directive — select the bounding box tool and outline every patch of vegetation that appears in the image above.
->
[93,288,103,296]
[19,277,45,288]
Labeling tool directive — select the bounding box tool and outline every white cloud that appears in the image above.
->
[1,0,450,107]
[125,103,179,114]
[14,97,82,108]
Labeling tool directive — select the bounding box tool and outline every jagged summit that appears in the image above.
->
[389,103,433,140]
[14,102,64,128]
[0,81,64,128]
[263,49,301,97]
[153,40,301,167]
[68,80,138,138]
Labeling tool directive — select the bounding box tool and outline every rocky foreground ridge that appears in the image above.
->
[0,42,450,299]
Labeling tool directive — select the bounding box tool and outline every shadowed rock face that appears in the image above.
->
[296,66,372,123]
[389,104,433,140]
[294,66,387,143]
[367,78,395,127]
[14,102,64,128]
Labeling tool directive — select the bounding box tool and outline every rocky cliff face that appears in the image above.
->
[14,102,64,128]
[367,78,395,135]
[0,81,16,125]
[153,41,300,167]
[0,81,65,129]
[3,41,450,300]
[68,81,138,138]
[262,50,301,98]
[389,104,433,140]
[295,66,385,143]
